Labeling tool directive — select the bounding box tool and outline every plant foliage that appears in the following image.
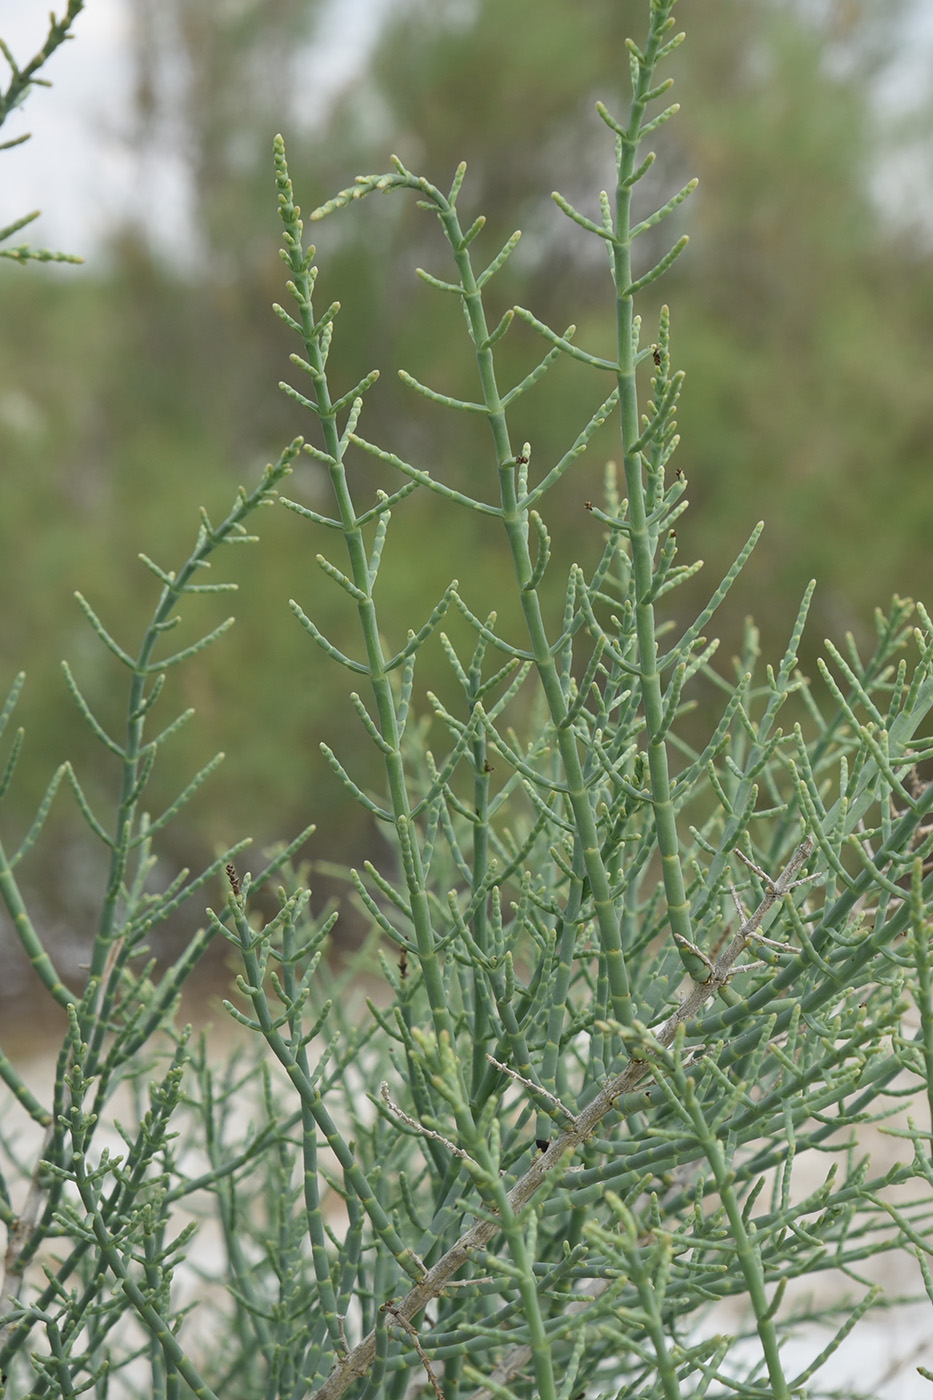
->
[2,3,933,1398]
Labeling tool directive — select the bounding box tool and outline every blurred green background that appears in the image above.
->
[2,0,932,1002]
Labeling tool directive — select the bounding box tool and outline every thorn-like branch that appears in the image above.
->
[384,1303,447,1400]
[485,1054,575,1121]
[379,1083,473,1162]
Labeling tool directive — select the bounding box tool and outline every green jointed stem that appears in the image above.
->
[908,862,933,1153]
[680,1076,792,1400]
[614,2,693,951]
[0,839,72,1012]
[280,919,347,1355]
[593,1195,682,1400]
[224,899,425,1285]
[309,148,637,1025]
[414,177,635,1027]
[84,451,298,1011]
[276,140,464,1062]
[69,1150,221,1400]
[467,646,495,1097]
[437,1042,558,1400]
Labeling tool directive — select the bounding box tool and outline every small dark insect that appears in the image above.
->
[515,449,529,465]
[483,759,494,774]
[675,467,684,480]
[225,863,240,897]
[584,501,593,511]
[652,345,662,367]
[399,947,408,980]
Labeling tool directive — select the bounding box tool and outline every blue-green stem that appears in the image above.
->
[69,1148,220,1400]
[591,1195,682,1400]
[221,896,424,1284]
[679,1076,791,1399]
[0,841,71,1013]
[613,3,693,953]
[388,173,634,1029]
[279,907,346,1353]
[467,647,494,1097]
[78,451,297,1071]
[277,145,459,1059]
[908,860,933,1155]
[442,1063,557,1400]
